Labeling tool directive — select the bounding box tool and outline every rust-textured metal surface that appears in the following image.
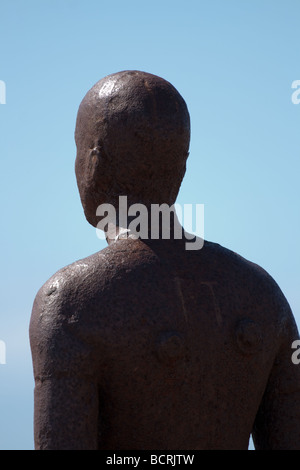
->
[30,71,300,450]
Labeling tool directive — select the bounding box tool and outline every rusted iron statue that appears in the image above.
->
[30,71,300,450]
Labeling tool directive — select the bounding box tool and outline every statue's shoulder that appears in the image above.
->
[29,239,160,359]
[203,240,295,332]
[31,238,158,319]
[204,240,279,286]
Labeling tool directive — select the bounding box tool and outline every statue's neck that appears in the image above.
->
[103,201,184,246]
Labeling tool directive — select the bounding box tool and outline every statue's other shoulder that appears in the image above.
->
[32,238,152,307]
[29,241,141,377]
[204,240,298,340]
[29,239,158,359]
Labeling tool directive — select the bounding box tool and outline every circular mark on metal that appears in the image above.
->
[235,318,262,355]
[157,331,184,363]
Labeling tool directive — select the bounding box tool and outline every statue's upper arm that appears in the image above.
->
[29,276,100,449]
[252,301,300,450]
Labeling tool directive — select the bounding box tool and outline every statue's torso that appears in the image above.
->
[56,238,284,449]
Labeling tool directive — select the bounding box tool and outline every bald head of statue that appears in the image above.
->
[75,70,190,227]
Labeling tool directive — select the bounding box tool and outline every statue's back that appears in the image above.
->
[31,237,297,450]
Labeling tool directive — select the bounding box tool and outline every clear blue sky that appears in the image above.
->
[0,0,299,450]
